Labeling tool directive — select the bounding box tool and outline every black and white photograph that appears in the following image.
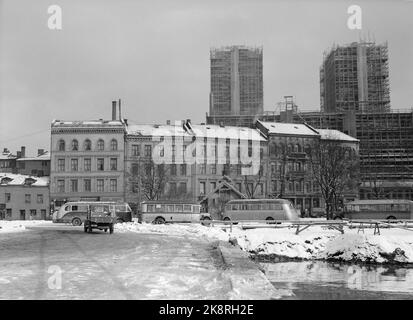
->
[0,0,413,308]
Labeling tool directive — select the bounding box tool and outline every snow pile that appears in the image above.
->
[115,221,230,242]
[232,227,413,264]
[232,227,337,260]
[320,232,413,264]
[0,220,48,233]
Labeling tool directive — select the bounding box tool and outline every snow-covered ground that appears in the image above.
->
[116,222,413,264]
[0,220,49,233]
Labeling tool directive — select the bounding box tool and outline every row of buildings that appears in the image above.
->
[47,102,358,219]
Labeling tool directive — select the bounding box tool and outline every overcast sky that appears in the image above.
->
[1,0,412,156]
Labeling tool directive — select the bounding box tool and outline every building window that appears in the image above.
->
[71,139,79,151]
[211,164,217,175]
[57,159,65,172]
[6,209,11,218]
[110,179,117,192]
[58,140,65,151]
[170,164,177,176]
[97,158,104,171]
[57,180,65,193]
[25,194,31,203]
[97,139,105,151]
[84,139,91,151]
[199,182,206,195]
[131,163,139,175]
[110,158,117,171]
[110,139,118,151]
[84,158,91,171]
[41,209,46,218]
[5,193,11,202]
[180,164,186,176]
[97,179,104,192]
[199,164,206,174]
[84,179,91,192]
[37,194,43,204]
[30,209,36,217]
[71,158,78,171]
[271,180,277,192]
[132,145,140,156]
[178,182,187,194]
[169,182,177,195]
[144,145,152,157]
[210,182,216,190]
[70,179,78,192]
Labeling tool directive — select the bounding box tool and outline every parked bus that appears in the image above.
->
[222,199,300,221]
[342,199,413,220]
[53,201,133,226]
[140,200,211,224]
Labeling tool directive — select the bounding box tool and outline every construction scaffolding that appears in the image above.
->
[320,41,390,113]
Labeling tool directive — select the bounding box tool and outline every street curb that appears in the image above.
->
[217,241,293,300]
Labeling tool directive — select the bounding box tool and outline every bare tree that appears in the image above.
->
[243,165,264,199]
[141,161,169,201]
[308,136,359,219]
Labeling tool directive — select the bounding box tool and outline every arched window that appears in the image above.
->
[71,139,78,151]
[58,140,65,151]
[97,139,105,151]
[84,139,91,151]
[110,139,118,151]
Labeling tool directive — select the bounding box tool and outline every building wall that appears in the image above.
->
[50,122,125,206]
[17,160,50,177]
[210,46,263,117]
[0,185,49,220]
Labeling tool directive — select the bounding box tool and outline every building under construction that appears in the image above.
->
[320,41,390,113]
[208,45,263,124]
[258,106,413,201]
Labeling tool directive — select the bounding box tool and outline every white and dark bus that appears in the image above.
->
[222,199,300,221]
[343,199,413,220]
[53,201,133,226]
[140,200,211,224]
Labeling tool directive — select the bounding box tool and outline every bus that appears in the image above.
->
[342,199,413,220]
[53,201,133,226]
[222,199,300,221]
[140,200,211,224]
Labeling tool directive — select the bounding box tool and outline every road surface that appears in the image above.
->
[0,223,232,299]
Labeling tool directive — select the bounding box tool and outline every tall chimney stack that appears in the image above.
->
[112,101,117,120]
[118,99,122,120]
[21,146,26,158]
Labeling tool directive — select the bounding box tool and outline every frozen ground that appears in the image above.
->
[117,222,413,264]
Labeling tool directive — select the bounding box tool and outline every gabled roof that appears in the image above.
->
[200,179,246,203]
[257,121,319,136]
[0,173,49,186]
[317,129,359,142]
[17,151,51,161]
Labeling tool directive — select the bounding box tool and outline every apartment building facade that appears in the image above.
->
[0,173,49,220]
[50,119,125,207]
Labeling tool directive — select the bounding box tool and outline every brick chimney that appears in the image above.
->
[112,101,117,121]
[38,149,44,156]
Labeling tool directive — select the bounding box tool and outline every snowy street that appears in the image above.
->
[0,222,233,300]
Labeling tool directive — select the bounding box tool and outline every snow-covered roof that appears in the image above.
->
[51,119,124,127]
[0,152,17,160]
[127,123,266,141]
[16,151,50,161]
[0,173,49,187]
[257,121,319,136]
[317,129,359,142]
